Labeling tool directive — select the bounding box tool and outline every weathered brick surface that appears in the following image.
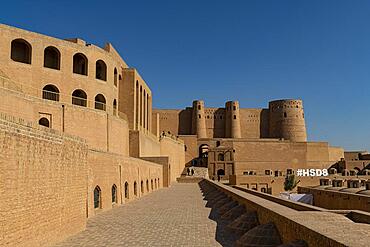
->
[0,116,88,247]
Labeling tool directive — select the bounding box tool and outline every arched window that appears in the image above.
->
[94,186,101,209]
[146,179,149,192]
[151,179,153,190]
[112,184,117,203]
[141,180,144,194]
[72,89,87,107]
[233,115,236,119]
[42,84,60,101]
[44,46,60,70]
[11,39,32,64]
[113,99,117,115]
[96,60,107,81]
[73,53,88,75]
[134,181,137,196]
[114,68,118,86]
[284,112,287,118]
[218,153,225,161]
[94,94,106,111]
[39,117,50,127]
[124,182,129,199]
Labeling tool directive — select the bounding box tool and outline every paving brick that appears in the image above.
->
[53,183,229,247]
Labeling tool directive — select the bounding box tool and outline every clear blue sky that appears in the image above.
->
[1,0,369,151]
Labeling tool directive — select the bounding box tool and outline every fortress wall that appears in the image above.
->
[159,136,185,183]
[0,115,88,247]
[204,107,226,138]
[178,135,198,166]
[129,130,161,158]
[140,157,170,187]
[178,108,192,135]
[0,24,122,116]
[119,69,135,130]
[155,109,181,135]
[239,108,263,138]
[305,143,343,169]
[232,141,341,176]
[230,175,322,195]
[0,87,130,155]
[298,187,370,212]
[233,141,307,174]
[239,108,270,138]
[87,151,163,217]
[269,99,307,142]
[120,69,153,133]
[328,146,345,162]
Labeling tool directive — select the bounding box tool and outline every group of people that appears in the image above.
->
[186,167,195,176]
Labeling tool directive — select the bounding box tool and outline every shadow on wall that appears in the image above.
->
[178,109,192,135]
[198,180,308,247]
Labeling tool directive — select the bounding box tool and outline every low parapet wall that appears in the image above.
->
[298,186,370,212]
[204,179,370,247]
[233,185,324,211]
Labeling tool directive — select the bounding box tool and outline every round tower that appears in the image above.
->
[268,99,307,142]
[192,100,207,138]
[225,101,241,138]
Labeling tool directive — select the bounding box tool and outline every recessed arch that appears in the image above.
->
[72,89,87,107]
[38,117,50,127]
[146,179,149,192]
[11,39,32,64]
[114,68,118,86]
[44,46,60,70]
[111,184,117,204]
[96,60,107,81]
[151,179,153,190]
[133,181,138,196]
[113,99,117,115]
[94,186,101,209]
[73,53,88,75]
[124,182,129,199]
[94,94,106,111]
[42,84,60,101]
[141,180,144,194]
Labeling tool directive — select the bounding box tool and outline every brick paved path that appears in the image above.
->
[53,183,233,247]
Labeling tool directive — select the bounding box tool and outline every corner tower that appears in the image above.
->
[225,101,241,138]
[192,100,207,138]
[268,99,307,142]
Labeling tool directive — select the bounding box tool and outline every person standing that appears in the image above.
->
[186,167,190,176]
[191,169,194,176]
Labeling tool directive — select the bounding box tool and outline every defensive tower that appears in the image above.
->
[268,99,307,142]
[225,101,241,138]
[192,100,207,138]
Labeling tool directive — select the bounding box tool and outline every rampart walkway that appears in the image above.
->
[53,183,232,247]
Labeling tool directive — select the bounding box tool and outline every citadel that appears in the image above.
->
[0,24,369,247]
